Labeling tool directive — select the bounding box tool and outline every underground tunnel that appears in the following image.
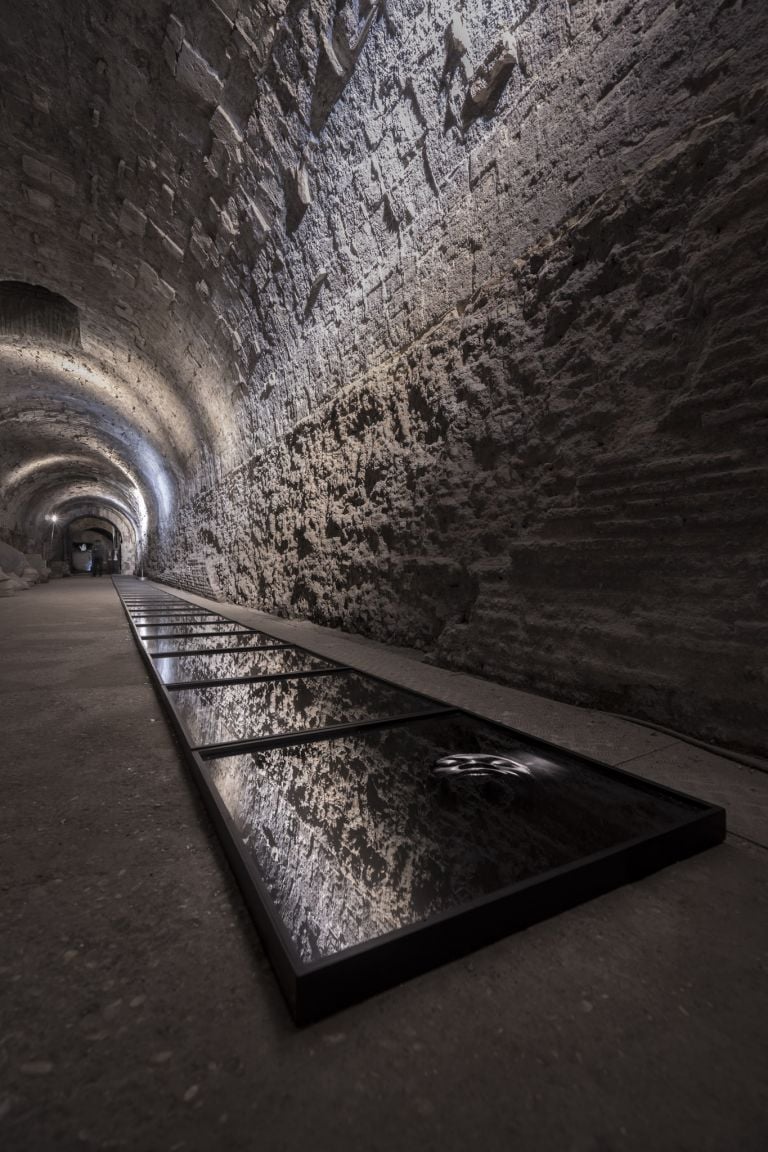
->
[1,1,767,1149]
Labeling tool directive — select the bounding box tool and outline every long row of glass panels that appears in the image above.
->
[113,577,724,1006]
[114,579,447,753]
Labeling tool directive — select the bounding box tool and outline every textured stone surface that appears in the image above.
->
[0,1,767,750]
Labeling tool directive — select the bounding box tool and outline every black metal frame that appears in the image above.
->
[131,611,219,616]
[163,665,350,691]
[147,642,293,658]
[135,618,240,626]
[128,605,220,612]
[133,614,224,622]
[112,577,726,1023]
[137,628,254,640]
[138,626,249,634]
[189,705,456,756]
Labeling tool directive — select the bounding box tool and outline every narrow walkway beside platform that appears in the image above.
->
[1,577,767,1152]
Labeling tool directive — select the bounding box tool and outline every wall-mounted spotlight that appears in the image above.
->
[47,512,59,558]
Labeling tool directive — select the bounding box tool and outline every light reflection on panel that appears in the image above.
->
[205,714,700,963]
[173,672,437,748]
[133,615,224,627]
[138,622,248,638]
[127,604,184,610]
[130,607,215,614]
[130,608,186,614]
[131,608,214,614]
[148,633,286,654]
[138,619,243,630]
[127,606,185,613]
[155,647,337,684]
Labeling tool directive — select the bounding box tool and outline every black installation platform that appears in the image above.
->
[113,577,726,1023]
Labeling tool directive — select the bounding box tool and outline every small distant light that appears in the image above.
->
[51,513,58,522]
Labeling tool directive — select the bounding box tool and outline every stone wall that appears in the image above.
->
[152,0,768,753]
[1,1,765,752]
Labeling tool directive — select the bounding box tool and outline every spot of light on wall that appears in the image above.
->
[131,484,150,545]
[133,440,175,525]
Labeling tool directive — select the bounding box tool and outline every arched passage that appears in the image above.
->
[0,4,767,1144]
[64,511,137,575]
[0,0,766,756]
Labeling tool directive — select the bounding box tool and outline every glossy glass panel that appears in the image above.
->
[127,606,181,611]
[132,616,214,622]
[132,608,216,615]
[173,671,437,748]
[133,615,227,627]
[205,714,704,963]
[155,646,337,684]
[148,632,286,655]
[138,622,248,639]
[135,622,231,631]
[130,608,214,615]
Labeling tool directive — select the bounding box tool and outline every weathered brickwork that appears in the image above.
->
[164,73,768,749]
[161,0,768,753]
[0,1,766,750]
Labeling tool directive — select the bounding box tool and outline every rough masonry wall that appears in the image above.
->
[2,1,764,752]
[154,0,768,753]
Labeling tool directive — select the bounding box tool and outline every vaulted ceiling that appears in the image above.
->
[0,0,340,546]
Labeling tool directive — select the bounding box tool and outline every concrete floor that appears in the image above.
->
[1,576,767,1152]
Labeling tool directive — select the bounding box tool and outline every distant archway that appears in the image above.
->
[67,515,122,574]
[65,513,136,574]
[0,280,81,346]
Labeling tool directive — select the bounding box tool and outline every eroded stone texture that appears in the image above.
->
[0,1,766,750]
[160,0,768,753]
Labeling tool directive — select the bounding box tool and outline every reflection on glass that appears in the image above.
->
[133,615,223,626]
[205,714,701,963]
[139,622,248,639]
[155,647,336,684]
[148,632,285,654]
[129,608,185,613]
[173,671,437,748]
[130,607,214,614]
